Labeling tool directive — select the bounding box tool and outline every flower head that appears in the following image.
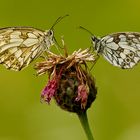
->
[35,45,97,113]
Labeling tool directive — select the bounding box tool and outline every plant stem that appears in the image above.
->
[77,111,94,140]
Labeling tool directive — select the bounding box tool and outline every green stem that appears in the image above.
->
[77,111,94,140]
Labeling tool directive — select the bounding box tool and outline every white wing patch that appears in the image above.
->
[0,27,48,71]
[23,38,39,47]
[99,32,140,69]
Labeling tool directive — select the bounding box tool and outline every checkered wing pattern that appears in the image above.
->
[99,32,140,69]
[0,27,51,71]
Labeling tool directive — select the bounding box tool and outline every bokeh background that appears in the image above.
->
[0,0,140,140]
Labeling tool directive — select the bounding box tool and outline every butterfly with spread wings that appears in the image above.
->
[80,27,140,69]
[0,15,68,71]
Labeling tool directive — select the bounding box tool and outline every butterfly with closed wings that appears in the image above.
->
[80,26,140,69]
[0,15,68,71]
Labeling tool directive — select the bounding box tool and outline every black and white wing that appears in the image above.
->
[100,32,140,69]
[0,27,48,71]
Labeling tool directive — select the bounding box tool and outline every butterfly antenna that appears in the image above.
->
[79,26,94,36]
[49,14,69,51]
[50,14,69,31]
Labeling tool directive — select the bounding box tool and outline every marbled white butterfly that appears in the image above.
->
[0,15,68,71]
[80,26,140,69]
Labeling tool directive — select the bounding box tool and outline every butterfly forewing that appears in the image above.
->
[0,27,49,71]
[99,32,140,69]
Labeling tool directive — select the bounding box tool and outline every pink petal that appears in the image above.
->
[41,79,57,103]
[75,84,88,109]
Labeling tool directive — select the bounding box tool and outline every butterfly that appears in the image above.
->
[79,27,140,69]
[0,15,68,71]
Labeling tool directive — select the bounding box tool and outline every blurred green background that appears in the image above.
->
[0,0,140,140]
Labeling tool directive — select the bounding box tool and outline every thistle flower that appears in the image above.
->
[35,48,97,113]
[35,41,98,140]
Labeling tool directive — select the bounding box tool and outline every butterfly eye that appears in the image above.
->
[91,36,95,42]
[91,36,100,44]
[91,36,96,47]
[46,30,54,38]
[49,30,53,36]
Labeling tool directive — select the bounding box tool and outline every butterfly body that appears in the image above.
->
[92,32,140,69]
[0,27,54,71]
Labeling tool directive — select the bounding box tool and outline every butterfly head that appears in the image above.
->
[44,29,54,49]
[91,36,101,53]
[78,26,101,53]
[45,14,69,49]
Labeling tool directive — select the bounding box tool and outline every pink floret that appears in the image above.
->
[41,79,57,103]
[75,84,88,109]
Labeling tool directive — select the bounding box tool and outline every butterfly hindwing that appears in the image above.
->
[100,32,140,69]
